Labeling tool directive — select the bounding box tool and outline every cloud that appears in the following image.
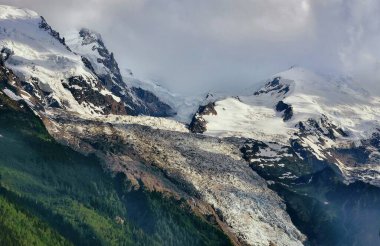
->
[2,0,380,94]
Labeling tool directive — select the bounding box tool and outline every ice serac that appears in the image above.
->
[44,110,306,246]
[0,5,126,115]
[190,67,380,186]
[65,28,175,117]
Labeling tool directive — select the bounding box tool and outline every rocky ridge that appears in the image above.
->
[66,28,175,117]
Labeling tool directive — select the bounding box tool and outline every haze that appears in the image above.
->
[3,0,380,94]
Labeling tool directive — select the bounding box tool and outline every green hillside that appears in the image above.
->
[0,93,231,246]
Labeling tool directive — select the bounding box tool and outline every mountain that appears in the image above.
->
[0,5,173,117]
[123,74,211,123]
[1,4,380,246]
[0,86,233,246]
[188,67,380,245]
[190,67,380,187]
[0,5,306,246]
[0,65,305,246]
[0,5,127,115]
[65,28,175,117]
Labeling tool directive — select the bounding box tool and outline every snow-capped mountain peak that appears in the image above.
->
[0,5,123,115]
[0,5,176,117]
[270,67,379,140]
[66,28,123,86]
[0,5,39,20]
[190,67,380,186]
[66,27,175,117]
[77,28,103,46]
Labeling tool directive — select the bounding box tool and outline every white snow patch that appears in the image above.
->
[3,88,22,101]
[203,97,294,144]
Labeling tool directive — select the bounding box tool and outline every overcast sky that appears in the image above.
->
[2,0,380,94]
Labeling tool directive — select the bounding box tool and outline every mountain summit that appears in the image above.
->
[66,28,175,116]
[0,5,174,116]
[190,67,380,186]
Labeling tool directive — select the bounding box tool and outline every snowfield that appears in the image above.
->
[203,97,294,144]
[199,67,380,185]
[203,67,380,143]
[277,68,380,141]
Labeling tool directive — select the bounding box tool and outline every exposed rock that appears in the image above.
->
[81,56,96,74]
[65,76,126,115]
[79,28,123,85]
[43,110,306,246]
[254,77,290,96]
[131,87,176,116]
[39,16,71,51]
[189,102,217,133]
[275,101,293,121]
[69,28,175,117]
[0,47,13,66]
[297,115,349,141]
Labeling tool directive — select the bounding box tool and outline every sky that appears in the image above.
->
[2,0,380,94]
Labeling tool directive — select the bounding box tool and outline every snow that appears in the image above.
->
[46,109,189,133]
[202,67,380,145]
[0,5,117,115]
[98,114,189,132]
[279,172,298,179]
[202,97,295,144]
[197,67,380,185]
[3,88,22,101]
[65,29,109,77]
[0,5,356,245]
[124,75,180,107]
[276,67,380,141]
[300,136,326,161]
[66,27,228,122]
[124,74,226,123]
[0,5,38,20]
[122,66,234,123]
[100,89,121,102]
[66,28,198,118]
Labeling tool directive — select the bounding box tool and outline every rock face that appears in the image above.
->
[0,47,13,65]
[254,77,290,96]
[66,28,175,117]
[39,16,71,51]
[275,101,293,121]
[189,102,217,133]
[77,28,123,87]
[64,76,126,115]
